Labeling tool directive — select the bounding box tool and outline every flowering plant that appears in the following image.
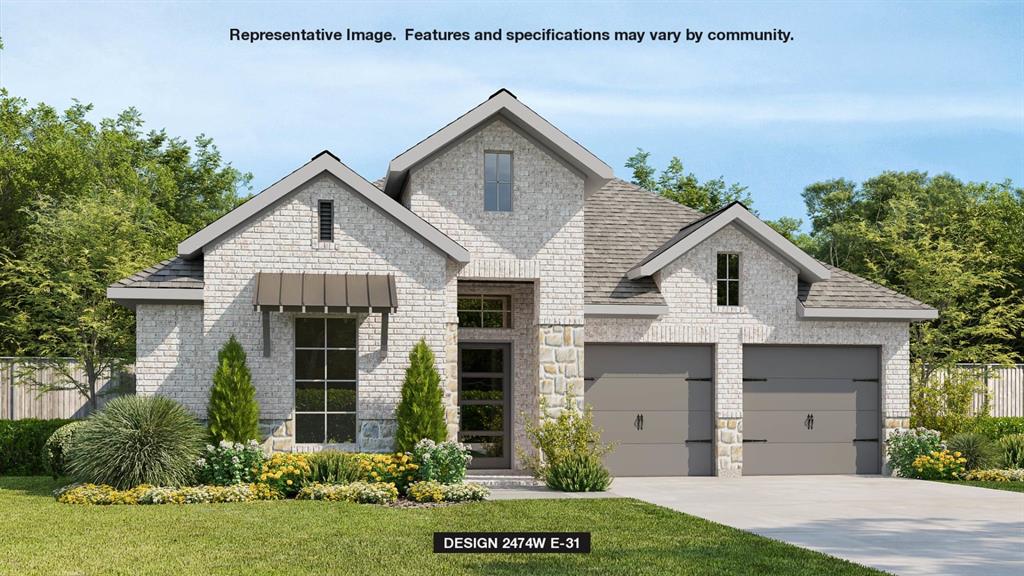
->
[195,440,265,485]
[911,450,967,480]
[885,427,944,478]
[55,483,281,505]
[296,481,398,504]
[407,480,488,503]
[412,439,471,484]
[259,453,310,496]
[358,453,418,494]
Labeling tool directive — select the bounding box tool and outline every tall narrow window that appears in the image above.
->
[294,317,356,444]
[484,152,512,212]
[318,200,333,241]
[716,253,740,306]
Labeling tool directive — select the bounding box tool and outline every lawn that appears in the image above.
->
[0,477,884,576]
[937,480,1024,493]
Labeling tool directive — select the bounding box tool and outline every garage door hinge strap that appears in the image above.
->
[853,378,879,382]
[742,378,767,382]
[743,439,768,443]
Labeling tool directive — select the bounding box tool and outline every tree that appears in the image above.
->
[394,339,447,452]
[0,191,178,410]
[207,336,260,442]
[625,148,751,212]
[0,90,251,409]
[800,171,1024,370]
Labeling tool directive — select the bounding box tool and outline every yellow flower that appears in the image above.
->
[286,480,293,486]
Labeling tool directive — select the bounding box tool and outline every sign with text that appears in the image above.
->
[433,532,591,554]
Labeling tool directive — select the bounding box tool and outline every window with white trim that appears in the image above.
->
[484,152,512,211]
[716,253,740,306]
[294,317,356,443]
[457,295,512,328]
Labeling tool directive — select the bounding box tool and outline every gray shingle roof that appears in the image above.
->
[585,179,704,305]
[799,264,932,310]
[111,256,204,290]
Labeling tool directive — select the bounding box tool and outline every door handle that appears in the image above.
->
[634,413,642,431]
[804,413,814,430]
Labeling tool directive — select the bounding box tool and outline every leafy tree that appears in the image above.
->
[625,148,751,212]
[207,336,260,442]
[0,191,178,410]
[394,339,446,452]
[800,171,1024,371]
[0,90,250,407]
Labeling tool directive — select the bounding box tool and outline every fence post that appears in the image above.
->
[8,359,14,420]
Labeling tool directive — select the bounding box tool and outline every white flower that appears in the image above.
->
[206,445,216,453]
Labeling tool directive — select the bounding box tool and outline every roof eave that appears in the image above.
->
[627,203,831,282]
[797,301,938,321]
[384,91,613,199]
[177,152,470,263]
[106,286,204,308]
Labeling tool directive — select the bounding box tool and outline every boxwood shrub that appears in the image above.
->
[967,417,1024,442]
[0,418,74,476]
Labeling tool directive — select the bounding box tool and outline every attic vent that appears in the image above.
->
[318,200,333,241]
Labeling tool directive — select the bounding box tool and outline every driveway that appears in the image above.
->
[610,475,1024,576]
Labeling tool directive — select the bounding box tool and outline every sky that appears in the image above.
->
[1,0,1021,225]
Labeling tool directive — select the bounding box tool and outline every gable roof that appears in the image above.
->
[111,256,204,290]
[797,264,937,319]
[382,89,613,198]
[585,179,704,306]
[626,201,832,283]
[177,151,470,262]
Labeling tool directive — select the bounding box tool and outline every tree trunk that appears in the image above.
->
[85,358,98,413]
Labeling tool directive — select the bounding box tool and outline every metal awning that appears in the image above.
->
[253,272,398,313]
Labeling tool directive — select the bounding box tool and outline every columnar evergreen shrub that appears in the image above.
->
[65,395,205,489]
[207,336,260,443]
[0,418,73,475]
[394,339,446,452]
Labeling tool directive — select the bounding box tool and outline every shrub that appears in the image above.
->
[946,433,998,471]
[258,452,309,496]
[65,396,205,489]
[55,483,280,505]
[520,397,613,481]
[43,421,85,478]
[358,453,419,494]
[996,434,1024,469]
[911,364,986,436]
[963,468,1024,482]
[296,481,398,504]
[207,336,260,443]
[0,418,74,476]
[911,450,967,480]
[412,439,470,484]
[394,339,446,452]
[545,453,613,492]
[966,417,1024,442]
[305,451,364,484]
[407,480,489,503]
[195,440,265,485]
[885,427,944,478]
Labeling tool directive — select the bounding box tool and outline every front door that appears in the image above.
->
[458,343,511,469]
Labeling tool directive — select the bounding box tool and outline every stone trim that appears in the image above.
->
[443,322,460,441]
[538,325,584,418]
[716,417,742,478]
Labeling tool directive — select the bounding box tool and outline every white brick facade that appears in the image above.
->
[586,224,911,476]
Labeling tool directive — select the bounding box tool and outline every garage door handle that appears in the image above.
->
[743,439,768,443]
[684,439,712,444]
[852,438,879,442]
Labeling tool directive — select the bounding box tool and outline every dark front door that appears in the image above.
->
[458,343,511,469]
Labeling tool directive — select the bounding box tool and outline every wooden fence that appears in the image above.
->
[0,358,133,420]
[964,364,1024,417]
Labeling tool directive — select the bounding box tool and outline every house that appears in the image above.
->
[107,89,937,477]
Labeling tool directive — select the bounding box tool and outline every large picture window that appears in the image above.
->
[294,317,357,444]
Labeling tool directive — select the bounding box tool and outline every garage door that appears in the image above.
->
[743,346,880,475]
[584,344,713,476]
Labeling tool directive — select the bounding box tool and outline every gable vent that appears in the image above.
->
[318,200,333,241]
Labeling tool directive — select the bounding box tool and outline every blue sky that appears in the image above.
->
[1,1,1021,224]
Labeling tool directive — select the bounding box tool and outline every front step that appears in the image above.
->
[465,473,542,489]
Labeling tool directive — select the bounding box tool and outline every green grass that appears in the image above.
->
[0,476,883,576]
[938,480,1024,493]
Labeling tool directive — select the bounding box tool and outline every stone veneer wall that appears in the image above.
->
[538,325,585,418]
[586,223,912,477]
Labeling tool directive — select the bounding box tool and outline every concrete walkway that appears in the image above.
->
[610,475,1024,576]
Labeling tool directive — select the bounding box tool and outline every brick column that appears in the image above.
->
[715,337,743,477]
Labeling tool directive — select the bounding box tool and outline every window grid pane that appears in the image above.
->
[716,254,740,306]
[295,317,357,444]
[457,295,511,328]
[484,152,512,212]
